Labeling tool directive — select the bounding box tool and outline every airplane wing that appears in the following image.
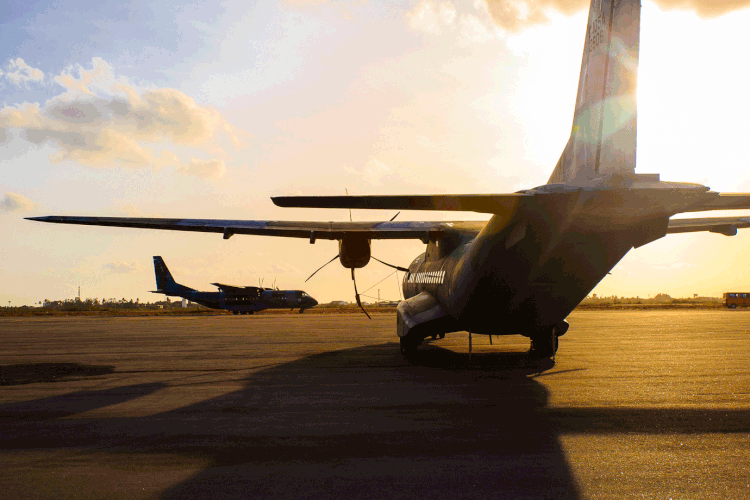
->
[212,283,250,293]
[26,216,486,242]
[667,216,750,236]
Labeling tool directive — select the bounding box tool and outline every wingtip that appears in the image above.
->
[25,216,47,222]
[271,196,290,207]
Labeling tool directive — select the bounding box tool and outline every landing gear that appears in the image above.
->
[529,333,558,359]
[299,309,305,314]
[400,336,419,359]
[232,311,239,315]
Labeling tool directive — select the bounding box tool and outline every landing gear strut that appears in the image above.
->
[529,332,558,359]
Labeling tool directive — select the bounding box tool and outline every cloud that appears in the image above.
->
[103,261,141,274]
[406,2,495,46]
[480,0,750,31]
[1,192,39,212]
[458,13,494,44]
[4,58,44,87]
[343,158,392,185]
[0,57,250,177]
[268,263,298,274]
[175,157,227,179]
[406,1,458,34]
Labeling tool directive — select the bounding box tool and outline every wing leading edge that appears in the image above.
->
[25,216,484,243]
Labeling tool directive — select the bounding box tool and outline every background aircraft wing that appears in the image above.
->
[27,216,485,242]
[667,216,750,236]
[212,283,248,292]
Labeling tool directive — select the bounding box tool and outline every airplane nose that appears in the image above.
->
[310,298,318,307]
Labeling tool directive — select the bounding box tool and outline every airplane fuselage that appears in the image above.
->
[403,183,710,338]
[163,289,318,313]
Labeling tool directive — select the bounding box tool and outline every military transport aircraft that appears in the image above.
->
[28,0,750,359]
[152,256,318,314]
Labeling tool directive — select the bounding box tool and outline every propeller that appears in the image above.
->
[305,254,340,282]
[302,192,405,318]
[345,188,352,222]
[371,256,409,273]
[351,269,371,319]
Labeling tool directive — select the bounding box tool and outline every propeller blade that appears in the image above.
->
[352,268,371,320]
[389,211,400,222]
[371,256,410,273]
[305,254,340,282]
[345,188,352,222]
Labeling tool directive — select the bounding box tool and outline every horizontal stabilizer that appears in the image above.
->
[272,194,531,214]
[667,216,750,236]
[683,194,750,212]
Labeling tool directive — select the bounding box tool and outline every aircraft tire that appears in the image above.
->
[529,332,558,359]
[232,311,239,315]
[438,333,445,339]
[431,334,438,340]
[400,337,418,359]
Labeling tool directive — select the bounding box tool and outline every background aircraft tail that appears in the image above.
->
[548,0,640,184]
[153,256,194,295]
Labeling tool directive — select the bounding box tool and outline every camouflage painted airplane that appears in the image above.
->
[152,256,318,314]
[29,0,750,359]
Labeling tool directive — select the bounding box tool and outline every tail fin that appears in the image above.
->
[153,256,176,292]
[153,256,195,296]
[548,0,640,184]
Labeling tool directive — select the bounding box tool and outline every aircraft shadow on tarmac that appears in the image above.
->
[2,344,749,500]
[0,362,115,386]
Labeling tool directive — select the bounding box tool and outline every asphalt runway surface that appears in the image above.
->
[1,311,749,499]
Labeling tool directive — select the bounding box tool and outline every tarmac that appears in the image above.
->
[1,310,748,499]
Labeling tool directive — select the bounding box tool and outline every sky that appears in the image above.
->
[2,0,750,307]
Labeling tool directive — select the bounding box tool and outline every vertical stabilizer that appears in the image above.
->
[548,0,640,184]
[153,256,195,294]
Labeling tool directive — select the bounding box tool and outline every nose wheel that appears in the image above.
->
[529,332,558,359]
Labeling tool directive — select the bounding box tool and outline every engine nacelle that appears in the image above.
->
[338,237,371,268]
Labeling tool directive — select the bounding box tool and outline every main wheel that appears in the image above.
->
[400,337,418,358]
[232,311,239,315]
[529,333,558,358]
